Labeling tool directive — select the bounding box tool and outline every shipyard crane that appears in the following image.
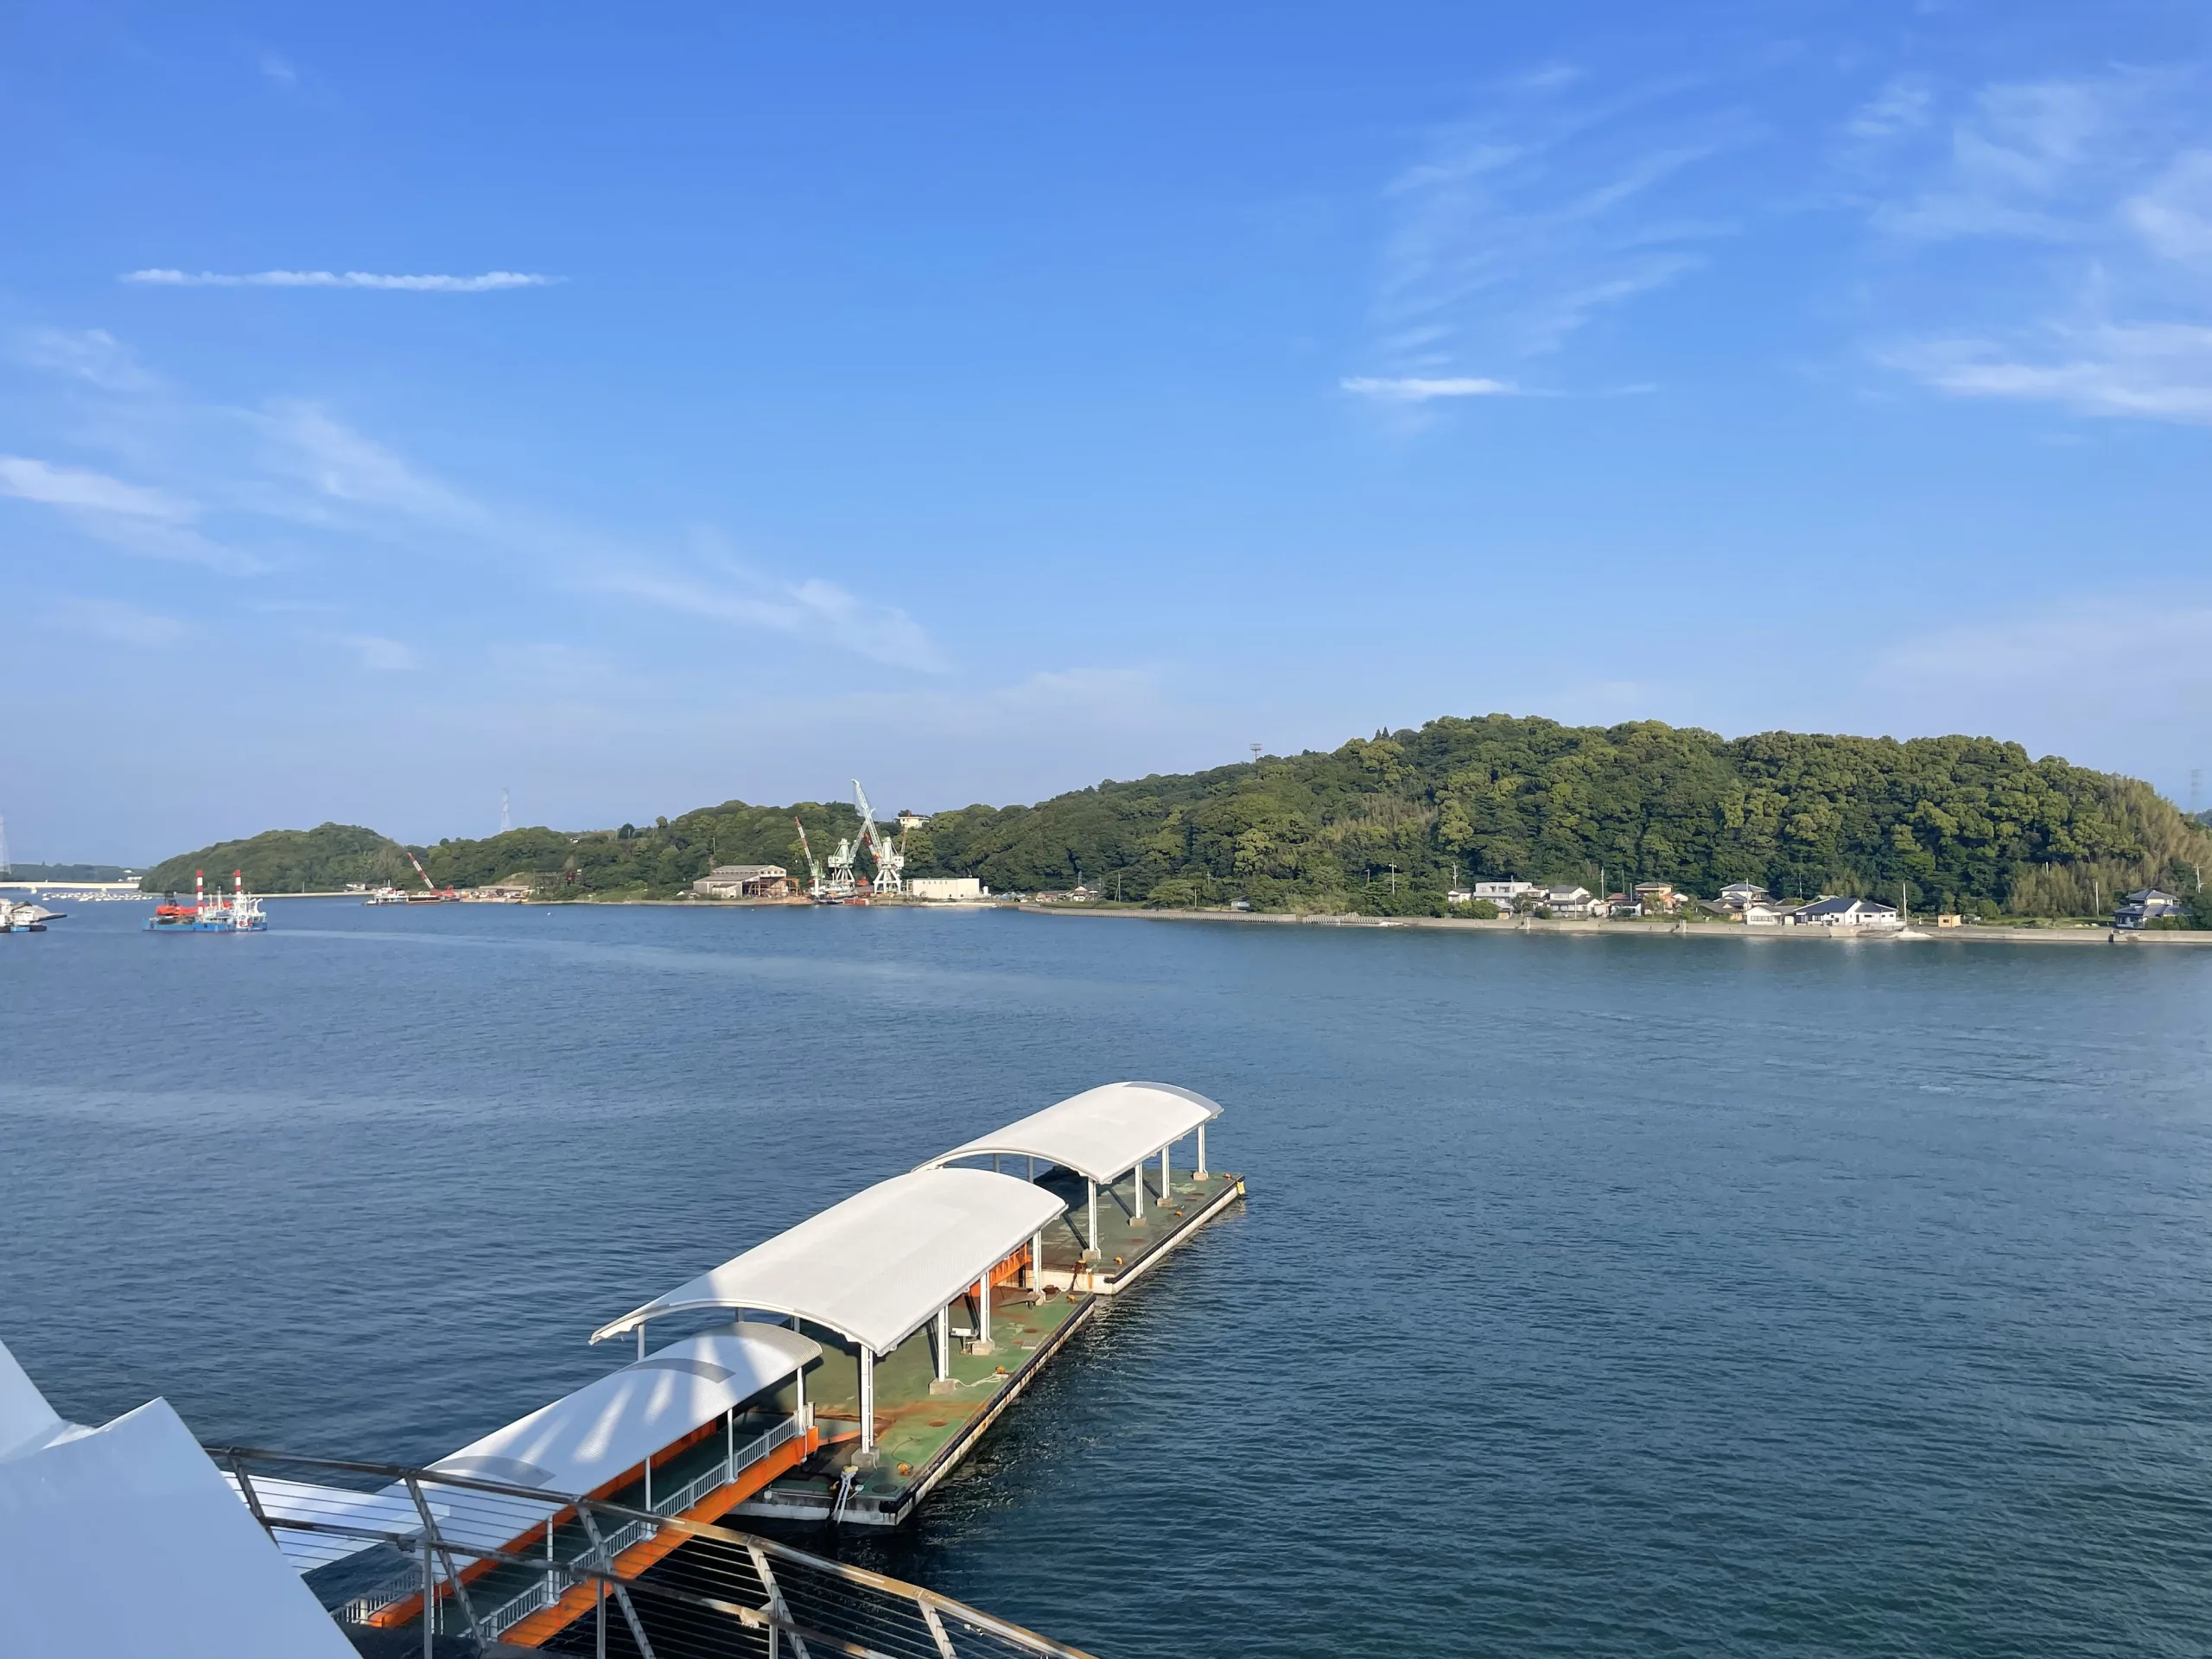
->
[825,832,858,899]
[792,817,828,901]
[853,779,903,895]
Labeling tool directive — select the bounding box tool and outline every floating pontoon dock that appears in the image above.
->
[594,1081,1245,1528]
[219,1080,1243,1648]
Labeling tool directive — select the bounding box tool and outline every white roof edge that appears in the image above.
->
[918,1079,1225,1185]
[592,1168,1067,1356]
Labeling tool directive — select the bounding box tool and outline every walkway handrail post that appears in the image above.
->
[576,1501,658,1659]
[402,1472,483,1651]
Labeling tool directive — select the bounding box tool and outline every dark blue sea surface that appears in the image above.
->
[4,900,2210,1657]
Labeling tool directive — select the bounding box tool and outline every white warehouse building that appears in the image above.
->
[907,876,986,902]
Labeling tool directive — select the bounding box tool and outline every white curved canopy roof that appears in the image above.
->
[433,1322,817,1495]
[919,1081,1224,1185]
[234,1323,821,1572]
[593,1169,1065,1357]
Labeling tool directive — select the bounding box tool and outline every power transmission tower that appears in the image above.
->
[500,788,512,834]
[1250,743,1262,767]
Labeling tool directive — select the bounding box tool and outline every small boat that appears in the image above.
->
[0,899,61,932]
[145,870,267,932]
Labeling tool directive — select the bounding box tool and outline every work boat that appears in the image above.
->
[145,869,268,933]
[0,899,62,932]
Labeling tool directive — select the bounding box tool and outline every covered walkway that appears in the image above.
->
[593,1167,1067,1452]
[919,1080,1224,1261]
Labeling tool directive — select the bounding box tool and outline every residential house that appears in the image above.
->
[1538,885,1603,918]
[1605,892,1643,918]
[1717,882,1771,911]
[1632,881,1681,913]
[2114,888,2185,929]
[1790,895,1902,928]
[1471,880,1535,906]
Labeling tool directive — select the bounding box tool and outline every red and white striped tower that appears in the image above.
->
[194,869,204,912]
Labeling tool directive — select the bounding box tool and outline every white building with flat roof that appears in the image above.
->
[907,876,985,901]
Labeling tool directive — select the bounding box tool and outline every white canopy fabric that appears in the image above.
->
[431,1322,817,1497]
[235,1323,820,1574]
[593,1169,1066,1357]
[918,1080,1224,1185]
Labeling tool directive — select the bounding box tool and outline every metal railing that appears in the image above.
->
[215,1444,1098,1659]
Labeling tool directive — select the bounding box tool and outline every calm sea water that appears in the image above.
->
[4,900,2210,1657]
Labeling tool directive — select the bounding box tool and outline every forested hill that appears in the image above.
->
[143,716,2211,915]
[140,823,413,893]
[421,799,864,896]
[143,802,869,898]
[906,716,2212,917]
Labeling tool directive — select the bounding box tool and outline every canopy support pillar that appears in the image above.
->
[934,1306,950,1381]
[1198,1123,1209,1179]
[1161,1143,1171,1202]
[635,1326,645,1362]
[1084,1178,1099,1261]
[859,1347,876,1454]
[1030,1230,1043,1291]
[973,1276,994,1355]
[1132,1160,1146,1222]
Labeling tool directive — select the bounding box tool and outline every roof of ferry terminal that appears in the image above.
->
[230,1322,822,1573]
[591,1168,1066,1358]
[917,1081,1224,1187]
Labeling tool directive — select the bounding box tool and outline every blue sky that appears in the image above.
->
[4,2,2210,861]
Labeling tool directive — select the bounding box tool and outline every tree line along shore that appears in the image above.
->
[137,714,2212,926]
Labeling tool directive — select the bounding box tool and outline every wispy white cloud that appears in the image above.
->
[0,451,264,573]
[594,566,947,672]
[1340,375,1517,403]
[258,52,297,88]
[1839,73,1935,157]
[42,596,192,649]
[253,401,480,522]
[4,332,948,671]
[0,454,190,518]
[1856,69,2212,422]
[314,632,422,671]
[124,269,558,292]
[15,327,155,391]
[1886,321,2212,422]
[1348,71,1746,407]
[1866,74,2181,244]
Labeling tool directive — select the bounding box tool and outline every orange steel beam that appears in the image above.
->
[496,1426,820,1649]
